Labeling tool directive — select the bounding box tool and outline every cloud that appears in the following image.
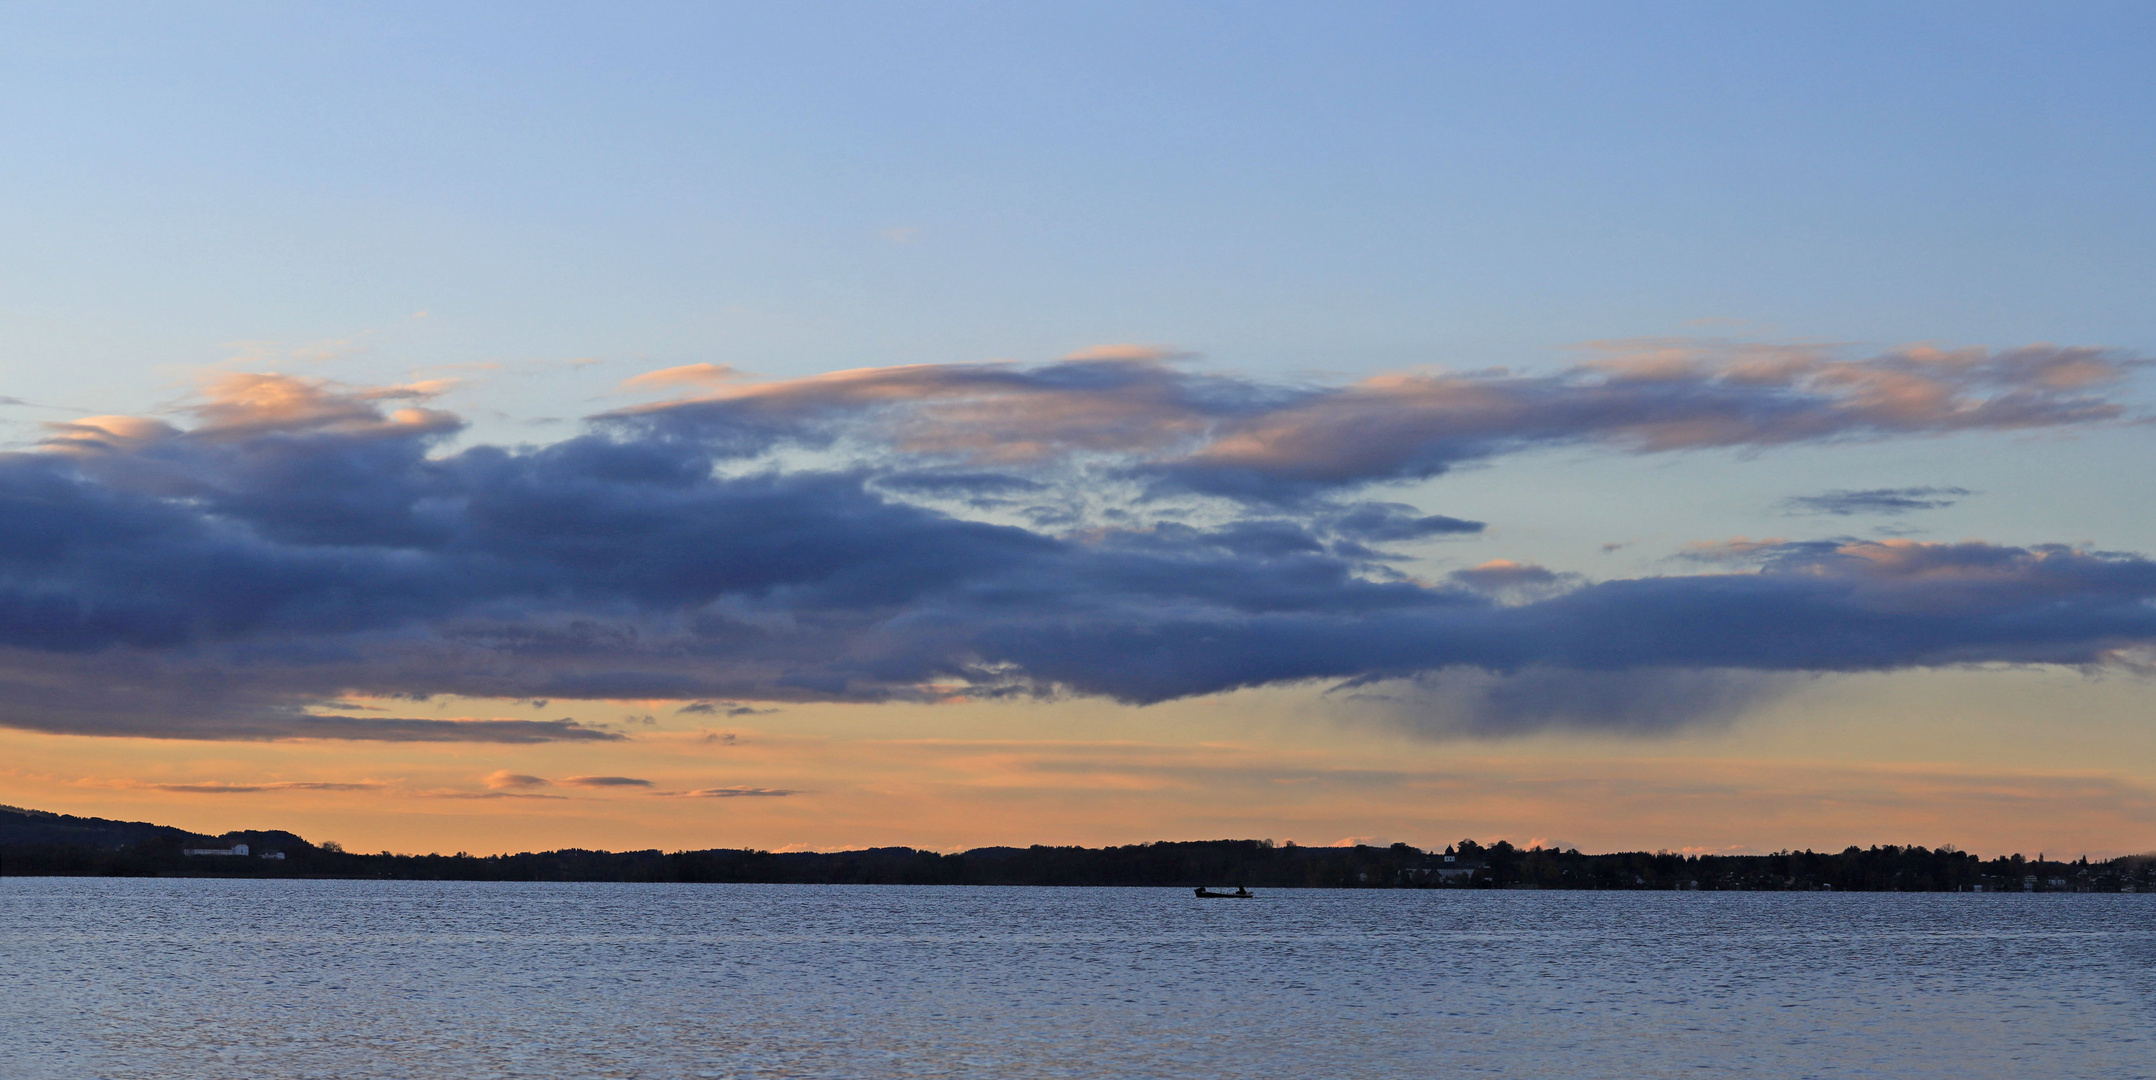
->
[1676,537,1789,564]
[484,771,550,789]
[559,775,654,788]
[290,719,622,743]
[657,786,799,798]
[1059,344,1190,363]
[1449,559,1573,596]
[958,538,2156,711]
[0,356,2150,740]
[686,701,778,717]
[869,471,1047,497]
[1328,502,1484,542]
[0,639,625,741]
[1363,666,1805,737]
[610,352,1245,464]
[422,790,569,800]
[609,341,2141,504]
[1782,486,1973,516]
[136,781,383,794]
[619,364,746,392]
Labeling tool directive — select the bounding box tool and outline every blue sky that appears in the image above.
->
[7,3,2152,390]
[2,4,2152,854]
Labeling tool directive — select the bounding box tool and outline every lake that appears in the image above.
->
[2,879,2150,1078]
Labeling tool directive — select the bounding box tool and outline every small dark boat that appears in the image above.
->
[1193,887,1253,898]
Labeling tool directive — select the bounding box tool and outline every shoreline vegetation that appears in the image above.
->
[4,805,2150,891]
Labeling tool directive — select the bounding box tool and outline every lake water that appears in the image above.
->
[1,879,2150,1079]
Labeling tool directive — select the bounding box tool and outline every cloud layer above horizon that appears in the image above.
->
[3,341,2151,741]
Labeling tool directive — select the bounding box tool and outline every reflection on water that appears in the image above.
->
[2,879,2151,1078]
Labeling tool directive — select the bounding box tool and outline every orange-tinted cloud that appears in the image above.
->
[619,363,746,391]
[615,341,2139,501]
[128,780,384,794]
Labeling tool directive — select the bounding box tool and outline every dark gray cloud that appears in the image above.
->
[955,540,2156,712]
[869,471,1047,496]
[1350,667,1804,737]
[1,364,2150,740]
[0,653,624,740]
[677,700,780,717]
[1444,560,1582,606]
[1329,502,1485,542]
[1782,486,1973,516]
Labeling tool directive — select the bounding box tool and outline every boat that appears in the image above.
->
[1193,886,1253,898]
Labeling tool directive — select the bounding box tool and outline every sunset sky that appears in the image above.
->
[4,4,2153,857]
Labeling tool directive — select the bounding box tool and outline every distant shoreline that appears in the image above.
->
[4,804,2149,891]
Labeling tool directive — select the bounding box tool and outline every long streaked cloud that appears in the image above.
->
[423,790,569,800]
[132,780,384,794]
[612,341,2140,502]
[1782,486,1973,516]
[477,770,770,797]
[655,786,800,798]
[0,346,2148,740]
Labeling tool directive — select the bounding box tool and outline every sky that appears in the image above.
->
[3,3,2154,858]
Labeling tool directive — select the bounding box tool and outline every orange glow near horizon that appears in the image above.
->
[5,668,2152,861]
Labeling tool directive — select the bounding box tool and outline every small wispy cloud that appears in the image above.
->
[559,775,654,788]
[1781,486,1973,516]
[421,790,569,801]
[1674,536,1791,563]
[655,786,799,798]
[278,717,622,744]
[619,363,746,391]
[136,781,383,794]
[677,701,780,717]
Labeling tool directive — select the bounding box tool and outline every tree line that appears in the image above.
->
[3,805,2149,890]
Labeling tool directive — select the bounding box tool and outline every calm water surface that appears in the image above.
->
[1,879,2150,1078]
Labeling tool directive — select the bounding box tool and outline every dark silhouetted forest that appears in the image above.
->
[4,804,2149,892]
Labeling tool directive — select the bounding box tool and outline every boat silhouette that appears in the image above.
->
[1193,886,1253,898]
